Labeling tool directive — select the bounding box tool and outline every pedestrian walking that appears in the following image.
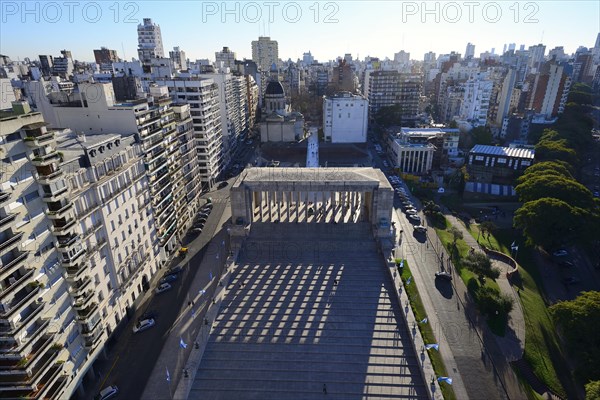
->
[323,384,327,394]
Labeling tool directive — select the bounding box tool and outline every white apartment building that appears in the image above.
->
[251,37,278,72]
[459,73,493,127]
[169,47,187,71]
[323,92,368,143]
[1,104,72,400]
[494,68,517,126]
[215,47,236,72]
[29,81,201,260]
[137,18,165,65]
[153,77,224,190]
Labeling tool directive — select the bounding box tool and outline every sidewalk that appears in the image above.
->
[443,212,526,362]
[141,199,232,400]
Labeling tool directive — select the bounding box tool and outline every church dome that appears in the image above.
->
[265,81,285,96]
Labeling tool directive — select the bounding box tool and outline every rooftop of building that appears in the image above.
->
[470,144,535,159]
[57,132,133,163]
[234,167,391,189]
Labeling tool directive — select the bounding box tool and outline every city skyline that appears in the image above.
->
[1,1,598,63]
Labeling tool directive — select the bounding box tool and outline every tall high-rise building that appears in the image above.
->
[169,46,187,70]
[465,43,475,59]
[331,59,357,93]
[251,36,278,72]
[495,68,517,126]
[38,55,53,76]
[93,47,119,65]
[366,71,421,125]
[394,50,410,64]
[215,47,236,71]
[527,61,570,118]
[137,18,165,65]
[30,81,202,258]
[527,44,546,70]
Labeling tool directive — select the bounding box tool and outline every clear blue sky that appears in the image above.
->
[1,1,598,63]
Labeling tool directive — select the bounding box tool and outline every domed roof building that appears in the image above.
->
[260,72,305,143]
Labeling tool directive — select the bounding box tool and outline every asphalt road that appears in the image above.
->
[368,142,512,400]
[75,186,233,400]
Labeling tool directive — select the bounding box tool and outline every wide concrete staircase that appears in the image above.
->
[191,222,428,399]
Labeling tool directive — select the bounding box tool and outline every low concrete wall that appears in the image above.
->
[482,246,520,279]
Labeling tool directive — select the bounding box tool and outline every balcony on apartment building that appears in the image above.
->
[0,317,49,354]
[30,150,61,168]
[22,122,55,148]
[0,336,63,399]
[65,260,90,283]
[60,247,86,268]
[72,290,94,311]
[145,156,168,173]
[0,268,35,300]
[0,284,41,319]
[0,192,10,205]
[35,168,64,186]
[0,213,17,232]
[49,217,76,236]
[40,184,69,204]
[70,277,92,298]
[119,252,150,291]
[44,199,73,220]
[0,249,29,280]
[0,305,46,349]
[145,145,166,164]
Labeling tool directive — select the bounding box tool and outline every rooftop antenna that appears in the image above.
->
[121,42,126,60]
[540,30,545,43]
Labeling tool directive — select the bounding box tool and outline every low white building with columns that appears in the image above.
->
[389,140,435,175]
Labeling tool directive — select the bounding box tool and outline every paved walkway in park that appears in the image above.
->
[443,212,526,362]
[189,222,429,399]
[306,131,319,168]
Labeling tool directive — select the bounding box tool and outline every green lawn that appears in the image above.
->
[399,261,457,400]
[462,226,568,397]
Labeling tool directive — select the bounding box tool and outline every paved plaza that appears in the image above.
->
[191,222,428,399]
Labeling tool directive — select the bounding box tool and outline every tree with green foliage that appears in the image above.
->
[514,197,588,249]
[586,380,600,400]
[515,174,595,209]
[374,104,404,128]
[449,226,463,245]
[480,221,497,241]
[535,137,578,165]
[517,161,574,183]
[568,83,594,105]
[463,252,499,281]
[550,291,600,383]
[470,126,493,145]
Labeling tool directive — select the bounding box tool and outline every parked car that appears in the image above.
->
[435,271,453,281]
[133,318,156,333]
[160,273,178,284]
[155,282,172,294]
[196,217,207,224]
[96,385,119,400]
[558,261,575,268]
[405,209,418,215]
[217,181,228,189]
[139,310,158,321]
[562,276,581,285]
[552,249,568,257]
[408,214,421,223]
[413,225,427,233]
[168,265,184,275]
[191,227,203,234]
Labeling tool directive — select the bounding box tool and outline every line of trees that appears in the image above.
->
[513,86,600,250]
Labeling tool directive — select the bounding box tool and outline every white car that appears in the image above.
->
[133,318,156,333]
[405,209,418,215]
[408,214,421,223]
[97,385,119,400]
[155,282,172,294]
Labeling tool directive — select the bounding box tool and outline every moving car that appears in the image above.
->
[133,318,155,333]
[435,271,453,281]
[96,385,119,400]
[155,282,172,294]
